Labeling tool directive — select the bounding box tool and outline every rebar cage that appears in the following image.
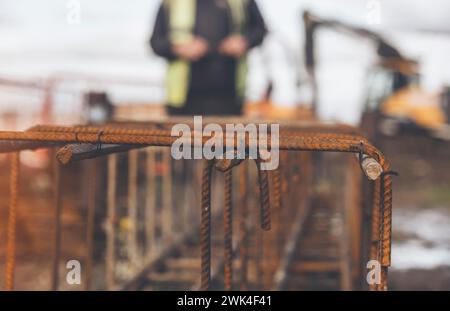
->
[0,119,394,291]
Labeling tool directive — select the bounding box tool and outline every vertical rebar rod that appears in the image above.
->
[224,169,233,291]
[239,162,249,291]
[162,149,173,244]
[200,160,214,291]
[5,152,19,291]
[253,181,264,290]
[271,166,283,277]
[340,163,350,291]
[145,148,156,261]
[380,171,394,291]
[272,167,282,210]
[339,180,352,291]
[173,159,185,234]
[279,152,290,253]
[85,160,97,291]
[255,160,271,231]
[155,150,163,255]
[380,267,388,291]
[347,157,363,288]
[51,154,62,291]
[106,154,117,290]
[128,149,139,269]
[369,178,381,291]
[372,179,382,258]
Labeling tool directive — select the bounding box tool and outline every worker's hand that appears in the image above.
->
[219,35,248,58]
[172,37,209,61]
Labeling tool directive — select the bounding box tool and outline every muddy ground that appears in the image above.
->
[379,133,450,290]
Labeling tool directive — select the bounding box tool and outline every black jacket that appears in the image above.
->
[150,0,267,95]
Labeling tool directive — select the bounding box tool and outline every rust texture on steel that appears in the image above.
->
[85,159,97,291]
[255,159,271,231]
[239,162,249,291]
[223,170,233,291]
[0,119,394,291]
[106,154,117,290]
[200,159,214,291]
[5,152,20,291]
[51,152,63,291]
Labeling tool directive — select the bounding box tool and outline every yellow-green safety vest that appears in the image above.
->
[164,0,249,107]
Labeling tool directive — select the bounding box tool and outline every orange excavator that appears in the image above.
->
[303,10,450,141]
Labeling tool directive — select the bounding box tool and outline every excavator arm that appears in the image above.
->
[303,10,405,69]
[303,10,409,113]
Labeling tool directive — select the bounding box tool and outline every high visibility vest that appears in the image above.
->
[164,0,249,107]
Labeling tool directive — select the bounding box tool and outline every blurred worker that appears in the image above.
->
[150,0,267,116]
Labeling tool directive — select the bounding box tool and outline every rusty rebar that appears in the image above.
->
[85,160,97,291]
[223,170,233,291]
[51,154,62,291]
[239,162,249,291]
[255,159,271,231]
[378,170,396,291]
[272,167,282,210]
[268,166,283,286]
[380,267,389,291]
[369,178,381,291]
[5,152,19,291]
[128,149,139,269]
[26,120,363,137]
[145,149,157,261]
[56,143,142,165]
[106,154,117,290]
[370,178,381,264]
[162,149,174,245]
[200,160,214,290]
[27,123,363,139]
[380,170,395,268]
[0,130,386,164]
[0,123,395,291]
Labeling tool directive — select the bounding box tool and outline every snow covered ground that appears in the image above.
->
[392,207,450,270]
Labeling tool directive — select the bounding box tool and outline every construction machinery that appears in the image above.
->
[303,10,450,141]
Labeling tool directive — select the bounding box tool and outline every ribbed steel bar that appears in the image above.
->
[51,154,62,291]
[255,159,271,231]
[106,154,117,290]
[27,121,363,138]
[379,169,395,291]
[239,162,249,291]
[56,143,143,165]
[162,149,174,245]
[0,122,394,292]
[0,130,386,165]
[145,148,157,261]
[5,152,20,291]
[223,170,233,291]
[200,160,214,290]
[85,160,97,291]
[128,149,139,270]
